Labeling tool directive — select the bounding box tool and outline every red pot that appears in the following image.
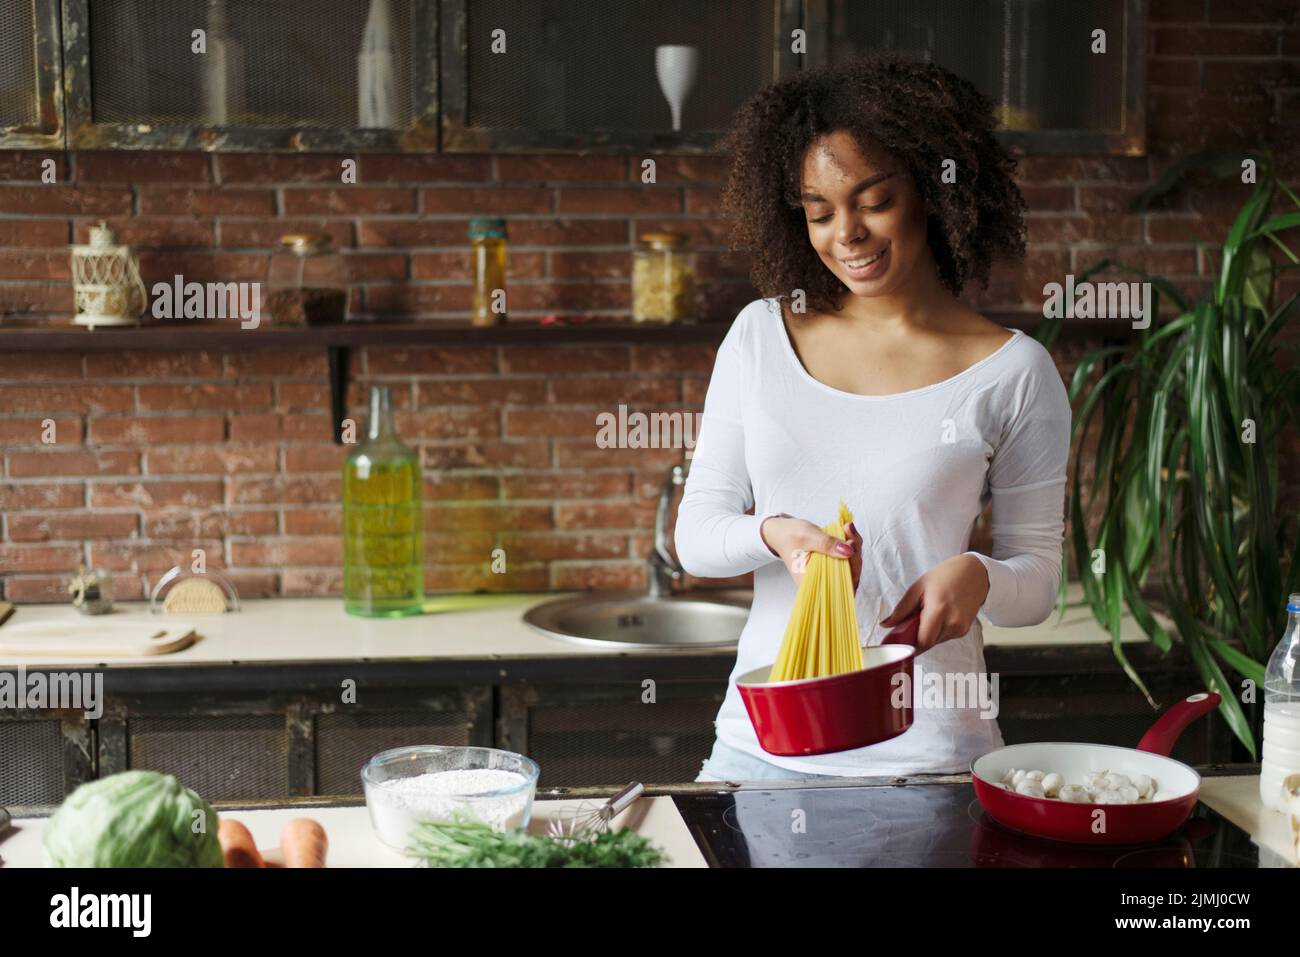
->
[970,692,1221,845]
[736,613,920,756]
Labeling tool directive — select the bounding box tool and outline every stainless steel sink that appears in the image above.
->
[523,591,750,649]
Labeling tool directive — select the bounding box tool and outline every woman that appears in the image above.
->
[675,55,1071,782]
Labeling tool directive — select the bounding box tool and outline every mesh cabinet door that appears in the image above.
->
[0,0,64,148]
[63,0,439,151]
[441,0,802,151]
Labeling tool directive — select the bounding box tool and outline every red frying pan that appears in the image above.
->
[736,612,920,756]
[971,691,1221,844]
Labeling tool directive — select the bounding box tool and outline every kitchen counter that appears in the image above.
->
[1,772,1290,868]
[0,583,1153,669]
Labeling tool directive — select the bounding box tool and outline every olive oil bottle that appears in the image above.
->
[343,387,423,617]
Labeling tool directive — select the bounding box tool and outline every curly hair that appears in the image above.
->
[720,54,1027,313]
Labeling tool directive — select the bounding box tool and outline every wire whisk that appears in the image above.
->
[546,782,645,843]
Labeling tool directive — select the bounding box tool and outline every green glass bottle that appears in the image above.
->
[343,387,424,617]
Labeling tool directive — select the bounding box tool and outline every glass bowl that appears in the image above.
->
[361,745,540,852]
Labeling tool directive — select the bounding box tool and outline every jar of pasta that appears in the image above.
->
[632,232,696,323]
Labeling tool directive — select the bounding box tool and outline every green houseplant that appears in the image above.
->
[1036,151,1300,756]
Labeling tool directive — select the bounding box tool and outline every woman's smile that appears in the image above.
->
[839,244,890,281]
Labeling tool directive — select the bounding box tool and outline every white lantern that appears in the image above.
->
[71,221,147,328]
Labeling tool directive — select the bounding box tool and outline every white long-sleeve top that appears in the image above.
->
[675,298,1071,776]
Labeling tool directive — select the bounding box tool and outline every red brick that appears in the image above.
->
[221,570,279,598]
[277,382,330,411]
[417,378,546,405]
[7,450,139,477]
[422,441,550,470]
[0,483,83,510]
[230,538,343,566]
[136,250,269,282]
[359,155,491,181]
[0,544,84,573]
[137,187,274,217]
[0,187,132,216]
[217,154,353,183]
[1149,0,1207,21]
[1017,157,1150,183]
[347,253,408,281]
[0,416,82,445]
[555,500,657,530]
[4,576,83,601]
[362,285,474,315]
[423,474,500,500]
[685,187,724,215]
[1203,60,1300,91]
[77,152,211,183]
[548,250,629,280]
[228,475,340,505]
[225,350,329,377]
[282,508,341,534]
[507,282,629,311]
[0,285,74,315]
[632,344,717,374]
[628,155,731,183]
[1019,184,1077,212]
[508,219,630,246]
[420,187,552,214]
[498,531,627,560]
[424,503,552,532]
[0,384,133,414]
[282,568,343,594]
[1027,214,1143,245]
[1077,184,1151,214]
[0,353,83,379]
[554,442,682,470]
[356,219,469,247]
[0,251,70,281]
[220,219,354,249]
[502,345,629,374]
[365,347,496,375]
[284,446,346,472]
[551,562,646,590]
[397,407,500,440]
[91,540,225,573]
[631,219,731,246]
[505,408,598,438]
[0,152,69,181]
[90,415,225,445]
[7,512,138,542]
[226,413,331,442]
[145,445,278,474]
[557,188,681,215]
[421,531,495,562]
[91,480,224,508]
[85,351,223,379]
[548,377,681,404]
[136,382,271,413]
[496,155,627,182]
[1153,26,1278,55]
[143,510,278,538]
[283,188,415,215]
[73,218,214,248]
[1207,0,1298,23]
[1146,58,1202,89]
[1146,212,1237,242]
[0,219,69,245]
[501,473,630,500]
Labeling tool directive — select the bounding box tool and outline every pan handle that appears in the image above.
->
[1136,692,1221,756]
[880,611,921,646]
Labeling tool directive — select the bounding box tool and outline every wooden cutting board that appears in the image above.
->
[0,619,197,657]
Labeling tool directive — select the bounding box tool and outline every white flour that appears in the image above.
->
[367,768,532,850]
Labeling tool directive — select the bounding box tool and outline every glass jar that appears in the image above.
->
[267,233,348,326]
[343,387,424,618]
[469,217,508,326]
[632,231,696,323]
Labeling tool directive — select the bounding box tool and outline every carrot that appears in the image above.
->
[218,818,264,868]
[280,818,328,868]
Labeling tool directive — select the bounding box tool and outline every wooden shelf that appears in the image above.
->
[0,312,1131,352]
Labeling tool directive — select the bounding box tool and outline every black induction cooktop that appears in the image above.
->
[672,782,1265,867]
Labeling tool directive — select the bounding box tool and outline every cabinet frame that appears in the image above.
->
[0,0,65,149]
[59,0,441,153]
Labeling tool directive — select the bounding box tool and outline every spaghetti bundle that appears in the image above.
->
[767,501,863,682]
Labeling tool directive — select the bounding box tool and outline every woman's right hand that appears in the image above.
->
[760,515,861,590]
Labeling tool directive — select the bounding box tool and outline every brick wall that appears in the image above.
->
[1,1,1297,600]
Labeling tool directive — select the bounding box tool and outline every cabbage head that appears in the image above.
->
[44,771,224,868]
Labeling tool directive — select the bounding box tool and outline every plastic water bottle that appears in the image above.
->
[1260,592,1300,812]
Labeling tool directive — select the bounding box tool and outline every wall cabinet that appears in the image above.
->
[0,0,64,149]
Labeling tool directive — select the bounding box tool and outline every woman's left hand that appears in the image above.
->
[879,554,991,652]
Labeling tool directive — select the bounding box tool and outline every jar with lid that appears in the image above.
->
[632,231,696,323]
[267,233,349,326]
[469,217,508,326]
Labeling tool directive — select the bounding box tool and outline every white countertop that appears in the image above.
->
[0,583,1149,669]
[0,795,708,868]
[3,777,1291,868]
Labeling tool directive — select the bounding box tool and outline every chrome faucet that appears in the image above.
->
[647,462,688,597]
